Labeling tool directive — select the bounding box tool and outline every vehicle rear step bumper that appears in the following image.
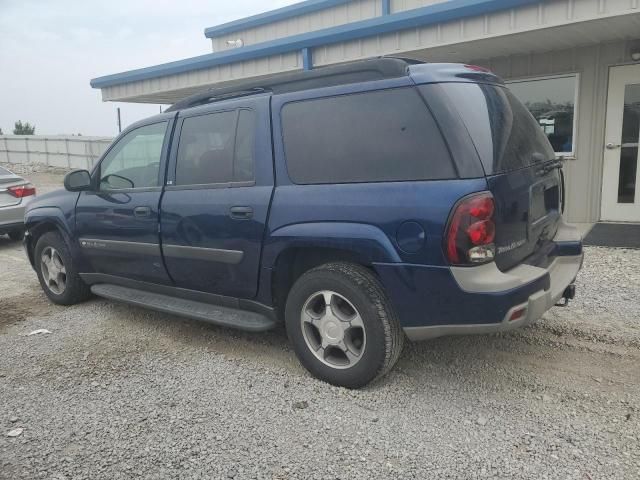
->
[403,254,582,341]
[91,284,276,332]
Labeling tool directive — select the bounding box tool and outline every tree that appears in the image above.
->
[13,121,35,135]
[0,128,3,135]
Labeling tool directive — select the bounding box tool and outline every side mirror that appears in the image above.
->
[64,170,92,192]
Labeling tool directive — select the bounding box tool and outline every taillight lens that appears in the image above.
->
[463,64,492,73]
[7,184,36,198]
[445,192,496,265]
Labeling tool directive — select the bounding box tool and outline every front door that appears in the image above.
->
[76,119,173,284]
[601,64,640,222]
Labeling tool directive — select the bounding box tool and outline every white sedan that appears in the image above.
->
[0,165,36,241]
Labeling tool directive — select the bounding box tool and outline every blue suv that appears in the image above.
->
[24,59,583,388]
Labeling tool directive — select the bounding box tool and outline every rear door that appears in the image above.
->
[159,96,273,299]
[75,119,173,284]
[434,82,561,270]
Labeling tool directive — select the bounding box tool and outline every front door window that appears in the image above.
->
[99,122,167,190]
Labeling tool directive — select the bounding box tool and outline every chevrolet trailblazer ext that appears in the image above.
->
[24,59,582,388]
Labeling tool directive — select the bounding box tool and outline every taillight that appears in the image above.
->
[445,192,496,265]
[7,184,36,198]
[463,64,492,73]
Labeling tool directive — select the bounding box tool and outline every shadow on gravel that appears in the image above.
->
[0,296,33,330]
[0,292,64,333]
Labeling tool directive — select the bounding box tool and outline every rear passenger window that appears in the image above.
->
[281,88,455,184]
[175,109,255,186]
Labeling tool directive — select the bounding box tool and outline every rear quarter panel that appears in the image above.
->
[265,180,488,268]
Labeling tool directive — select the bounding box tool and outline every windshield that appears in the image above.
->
[438,82,556,175]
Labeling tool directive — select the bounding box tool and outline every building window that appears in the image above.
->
[507,75,578,156]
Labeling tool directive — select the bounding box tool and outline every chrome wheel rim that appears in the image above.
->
[40,246,66,295]
[300,290,366,369]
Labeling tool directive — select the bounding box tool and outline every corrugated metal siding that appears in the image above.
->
[312,0,640,66]
[391,0,450,13]
[210,0,381,52]
[101,51,302,103]
[103,0,639,103]
[470,41,636,224]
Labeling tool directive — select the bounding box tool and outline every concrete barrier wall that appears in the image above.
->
[0,135,114,170]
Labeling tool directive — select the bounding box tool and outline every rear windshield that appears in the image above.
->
[438,83,556,175]
[0,166,12,175]
[281,87,456,184]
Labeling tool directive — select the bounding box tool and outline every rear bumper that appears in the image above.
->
[374,220,583,341]
[403,253,582,340]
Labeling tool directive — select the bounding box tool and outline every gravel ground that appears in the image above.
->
[0,172,638,479]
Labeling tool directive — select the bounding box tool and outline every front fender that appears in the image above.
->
[24,206,72,237]
[262,222,402,269]
[23,207,77,268]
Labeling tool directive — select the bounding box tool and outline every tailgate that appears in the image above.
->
[487,164,561,270]
[440,82,561,270]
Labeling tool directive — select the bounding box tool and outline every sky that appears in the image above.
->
[0,0,298,137]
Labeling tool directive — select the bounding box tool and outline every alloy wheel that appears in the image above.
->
[40,246,67,295]
[300,290,366,369]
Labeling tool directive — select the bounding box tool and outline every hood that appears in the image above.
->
[26,188,78,213]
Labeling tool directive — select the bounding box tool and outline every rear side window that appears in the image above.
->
[281,87,455,184]
[436,83,556,174]
[175,109,255,186]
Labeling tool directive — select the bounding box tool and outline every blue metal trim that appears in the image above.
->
[91,0,539,89]
[302,47,313,70]
[204,0,352,38]
[382,0,391,15]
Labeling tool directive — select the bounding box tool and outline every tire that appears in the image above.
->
[8,229,24,241]
[34,231,91,305]
[285,262,404,389]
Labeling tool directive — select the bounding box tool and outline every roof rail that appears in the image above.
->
[166,88,269,112]
[165,57,419,112]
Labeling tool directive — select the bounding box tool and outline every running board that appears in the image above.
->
[91,284,276,332]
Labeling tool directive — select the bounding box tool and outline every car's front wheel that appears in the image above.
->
[34,231,91,305]
[285,262,404,389]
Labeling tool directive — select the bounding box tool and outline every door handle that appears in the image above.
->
[606,142,621,150]
[229,206,253,220]
[133,206,151,218]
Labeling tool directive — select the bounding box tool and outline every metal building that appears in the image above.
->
[90,0,640,225]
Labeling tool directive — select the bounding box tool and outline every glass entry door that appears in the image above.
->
[601,64,640,222]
